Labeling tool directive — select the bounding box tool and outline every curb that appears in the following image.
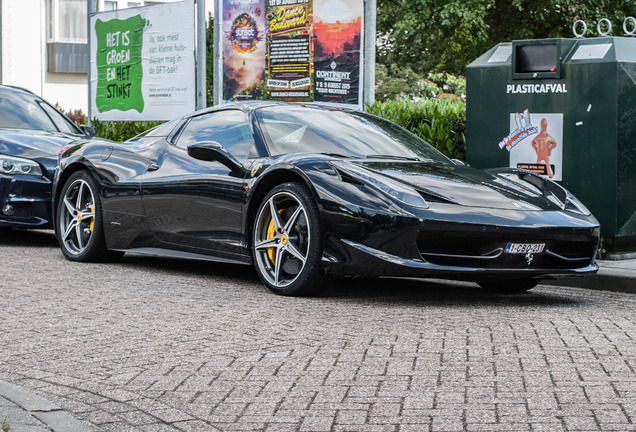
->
[0,380,92,432]
[546,266,636,294]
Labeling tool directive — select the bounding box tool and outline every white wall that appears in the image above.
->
[1,0,89,113]
[2,0,45,95]
[43,74,91,113]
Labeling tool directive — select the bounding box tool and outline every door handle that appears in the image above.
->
[147,162,160,172]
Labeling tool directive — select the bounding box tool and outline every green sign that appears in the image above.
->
[95,15,146,113]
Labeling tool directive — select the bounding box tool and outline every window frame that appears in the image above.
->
[47,0,88,44]
[172,109,259,159]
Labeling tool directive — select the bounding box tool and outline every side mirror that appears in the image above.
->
[187,141,246,174]
[80,125,96,138]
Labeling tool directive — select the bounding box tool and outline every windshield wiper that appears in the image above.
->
[319,152,359,158]
[366,154,421,161]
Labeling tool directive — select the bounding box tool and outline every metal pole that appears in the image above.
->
[87,0,96,124]
[213,0,221,105]
[363,0,376,108]
[196,0,206,110]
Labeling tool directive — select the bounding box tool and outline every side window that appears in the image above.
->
[39,101,80,134]
[0,92,57,131]
[175,110,257,158]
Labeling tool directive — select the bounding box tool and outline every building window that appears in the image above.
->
[104,1,118,10]
[48,0,87,43]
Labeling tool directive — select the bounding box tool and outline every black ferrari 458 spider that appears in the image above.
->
[53,102,599,295]
[0,85,94,230]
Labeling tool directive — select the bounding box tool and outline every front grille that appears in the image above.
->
[417,232,595,270]
[543,240,597,269]
[419,238,499,257]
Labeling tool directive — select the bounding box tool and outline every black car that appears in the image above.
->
[53,102,599,296]
[0,85,94,229]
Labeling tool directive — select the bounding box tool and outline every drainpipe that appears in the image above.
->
[363,0,376,108]
[213,0,221,105]
[196,0,206,110]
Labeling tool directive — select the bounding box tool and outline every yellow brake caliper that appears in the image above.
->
[266,209,285,264]
[89,204,95,232]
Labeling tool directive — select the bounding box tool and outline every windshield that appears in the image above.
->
[0,90,81,134]
[255,105,450,163]
[127,119,174,141]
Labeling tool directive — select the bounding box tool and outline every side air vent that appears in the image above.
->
[417,190,456,204]
[335,168,366,186]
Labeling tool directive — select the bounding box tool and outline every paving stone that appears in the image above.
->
[3,234,636,431]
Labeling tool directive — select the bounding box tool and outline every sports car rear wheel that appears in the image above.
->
[253,183,330,296]
[477,278,540,293]
[56,171,122,262]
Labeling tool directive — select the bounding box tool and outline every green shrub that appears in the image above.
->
[366,98,466,160]
[91,120,165,142]
[426,72,466,97]
[375,64,437,101]
[56,104,88,126]
[56,105,162,141]
[375,65,466,102]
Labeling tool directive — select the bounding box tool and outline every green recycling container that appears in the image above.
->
[466,37,636,257]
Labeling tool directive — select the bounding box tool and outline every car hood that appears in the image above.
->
[0,129,82,166]
[347,160,565,211]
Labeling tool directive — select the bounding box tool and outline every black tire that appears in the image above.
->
[252,182,331,296]
[55,171,123,262]
[477,278,540,293]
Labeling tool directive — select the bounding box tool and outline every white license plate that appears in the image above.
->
[505,243,545,254]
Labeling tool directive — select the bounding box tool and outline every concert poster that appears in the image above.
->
[265,0,313,101]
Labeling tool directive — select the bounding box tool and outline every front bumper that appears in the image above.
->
[323,238,598,281]
[0,174,53,228]
[321,203,600,281]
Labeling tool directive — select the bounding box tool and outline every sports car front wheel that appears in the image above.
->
[253,182,331,296]
[56,171,122,262]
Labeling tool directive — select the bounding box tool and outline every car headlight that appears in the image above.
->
[331,161,429,209]
[497,168,592,216]
[565,193,591,216]
[546,180,591,216]
[0,154,43,176]
[364,172,430,209]
[543,177,591,216]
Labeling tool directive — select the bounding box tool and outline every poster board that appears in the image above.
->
[89,1,196,121]
[498,110,564,181]
[219,0,364,109]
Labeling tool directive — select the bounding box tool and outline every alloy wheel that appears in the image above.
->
[254,191,310,288]
[59,178,96,256]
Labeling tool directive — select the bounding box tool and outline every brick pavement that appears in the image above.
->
[1,230,636,431]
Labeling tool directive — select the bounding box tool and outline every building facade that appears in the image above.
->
[0,0,179,115]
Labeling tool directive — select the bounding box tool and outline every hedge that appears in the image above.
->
[366,98,466,160]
